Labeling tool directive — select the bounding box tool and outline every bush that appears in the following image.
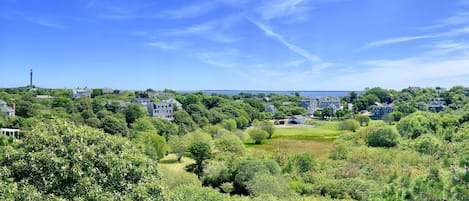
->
[366,126,399,147]
[215,134,245,155]
[248,128,268,144]
[412,135,441,155]
[339,119,360,132]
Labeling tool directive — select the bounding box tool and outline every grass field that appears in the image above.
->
[158,154,194,172]
[245,121,342,157]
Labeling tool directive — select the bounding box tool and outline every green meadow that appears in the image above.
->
[245,121,342,157]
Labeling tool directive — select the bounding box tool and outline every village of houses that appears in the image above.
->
[1,86,454,138]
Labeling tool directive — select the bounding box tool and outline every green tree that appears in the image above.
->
[248,128,268,144]
[255,120,276,139]
[366,126,399,147]
[131,117,156,132]
[339,119,360,132]
[0,119,163,200]
[134,131,168,160]
[173,110,197,135]
[356,115,370,126]
[124,103,148,125]
[102,116,128,135]
[220,119,237,131]
[168,135,188,162]
[215,134,245,155]
[188,142,212,176]
[15,100,37,118]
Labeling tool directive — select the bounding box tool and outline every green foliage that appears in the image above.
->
[131,117,156,132]
[0,119,163,200]
[188,142,212,176]
[234,158,281,194]
[168,135,188,162]
[339,119,360,132]
[356,115,370,126]
[220,119,237,131]
[283,153,316,174]
[134,131,168,160]
[245,174,288,198]
[397,112,433,138]
[366,126,399,147]
[412,135,441,155]
[160,168,201,189]
[254,120,275,139]
[248,128,268,144]
[215,134,245,155]
[202,161,232,188]
[173,110,198,135]
[167,185,233,201]
[124,103,148,125]
[101,115,128,136]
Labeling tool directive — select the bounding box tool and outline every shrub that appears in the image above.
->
[248,128,268,144]
[366,126,399,147]
[339,119,360,132]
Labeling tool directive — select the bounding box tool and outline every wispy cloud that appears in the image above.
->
[364,35,434,48]
[258,0,311,21]
[29,18,64,28]
[421,12,469,30]
[338,40,469,89]
[160,1,217,19]
[196,49,240,69]
[145,41,183,50]
[250,20,332,74]
[364,26,469,48]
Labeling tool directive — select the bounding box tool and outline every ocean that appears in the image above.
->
[180,90,354,97]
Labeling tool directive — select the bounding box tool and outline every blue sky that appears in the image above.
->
[1,0,469,90]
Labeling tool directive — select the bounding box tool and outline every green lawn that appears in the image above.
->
[245,121,342,157]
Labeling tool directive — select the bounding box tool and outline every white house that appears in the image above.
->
[0,100,15,116]
[147,102,174,120]
[72,88,91,99]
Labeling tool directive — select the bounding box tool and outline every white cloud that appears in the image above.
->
[338,57,469,89]
[364,26,469,48]
[250,20,332,74]
[160,1,217,19]
[28,17,65,29]
[196,49,240,69]
[364,35,434,48]
[420,12,469,30]
[258,0,311,21]
[334,40,469,89]
[145,41,183,50]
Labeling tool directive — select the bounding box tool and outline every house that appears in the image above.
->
[426,99,446,112]
[147,91,173,99]
[162,98,182,110]
[265,104,276,113]
[371,103,394,120]
[36,95,55,99]
[0,128,20,139]
[288,115,307,124]
[435,87,447,95]
[147,102,174,120]
[72,88,91,99]
[0,100,15,116]
[298,97,343,115]
[102,88,114,94]
[131,98,151,107]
